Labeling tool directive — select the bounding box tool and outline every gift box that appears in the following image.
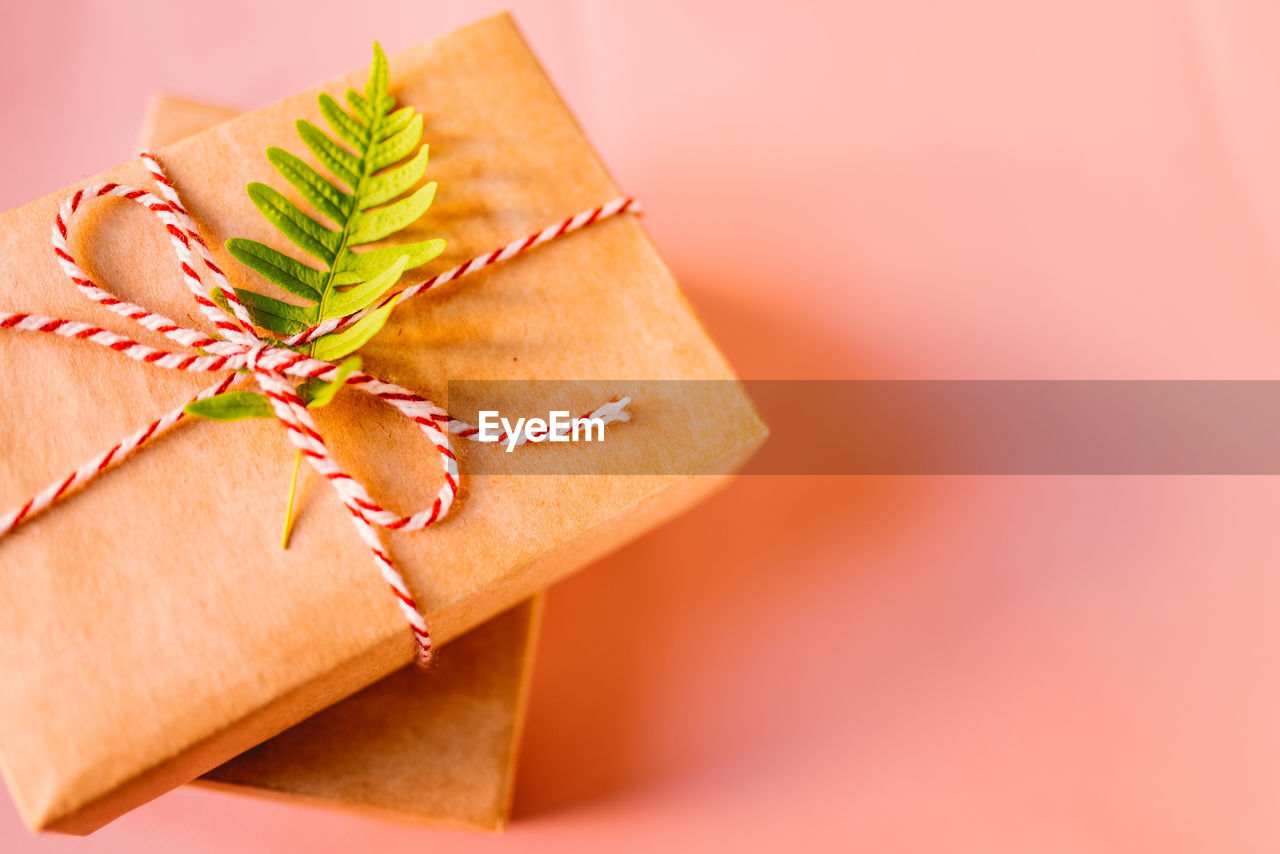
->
[141,93,546,832]
[0,12,766,834]
[201,597,542,831]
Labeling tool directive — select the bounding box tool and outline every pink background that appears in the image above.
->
[6,0,1280,850]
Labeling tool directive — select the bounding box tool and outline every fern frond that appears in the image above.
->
[221,41,445,366]
[191,41,446,547]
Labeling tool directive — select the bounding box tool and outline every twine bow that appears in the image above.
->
[0,151,635,665]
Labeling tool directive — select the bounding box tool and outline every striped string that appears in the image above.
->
[0,151,635,666]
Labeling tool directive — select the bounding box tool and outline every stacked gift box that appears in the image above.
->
[0,13,764,835]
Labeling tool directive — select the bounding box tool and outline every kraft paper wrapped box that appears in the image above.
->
[142,93,545,833]
[0,12,766,834]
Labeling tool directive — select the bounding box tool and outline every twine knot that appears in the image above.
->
[241,343,268,374]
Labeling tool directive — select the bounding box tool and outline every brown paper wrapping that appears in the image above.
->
[140,94,544,832]
[0,13,766,833]
[201,598,542,831]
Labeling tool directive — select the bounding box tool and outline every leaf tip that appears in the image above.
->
[245,181,271,204]
[367,42,390,101]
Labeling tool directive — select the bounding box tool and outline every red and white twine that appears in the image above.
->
[0,151,636,665]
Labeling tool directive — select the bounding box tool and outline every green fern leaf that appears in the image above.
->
[346,89,373,122]
[363,147,429,208]
[325,254,408,318]
[339,239,445,278]
[246,182,340,264]
[366,42,390,102]
[208,286,304,336]
[234,289,314,335]
[317,93,368,151]
[298,355,362,407]
[184,391,275,421]
[370,115,423,171]
[224,41,443,347]
[350,183,436,244]
[377,107,415,141]
[295,120,361,189]
[266,148,352,225]
[311,300,396,362]
[225,238,323,301]
[210,42,450,546]
[206,41,445,428]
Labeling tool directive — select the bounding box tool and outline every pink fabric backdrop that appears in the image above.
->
[6,0,1280,850]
